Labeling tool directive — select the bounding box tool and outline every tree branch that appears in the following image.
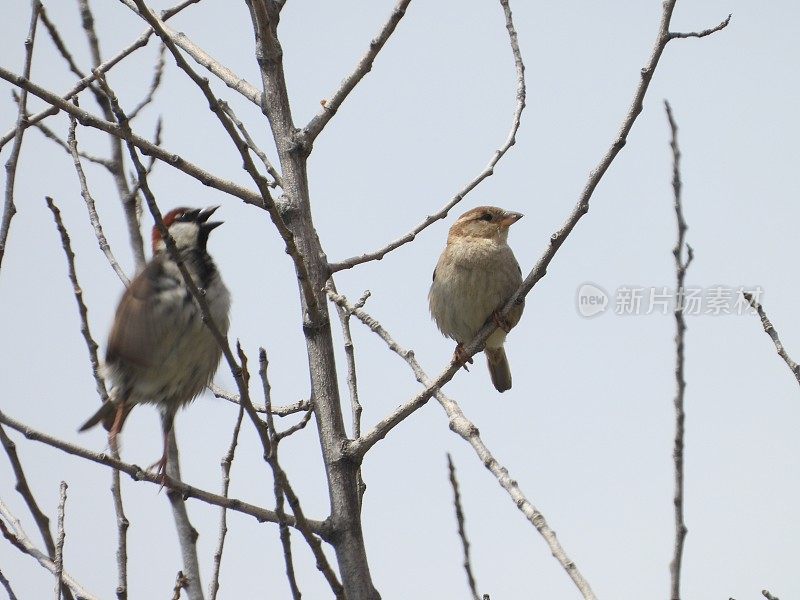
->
[0,501,95,600]
[302,0,411,144]
[327,288,597,599]
[0,0,41,272]
[743,293,800,385]
[447,454,481,600]
[0,410,330,536]
[0,66,266,206]
[328,0,526,272]
[665,100,692,600]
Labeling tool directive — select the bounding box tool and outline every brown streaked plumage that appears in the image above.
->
[80,206,230,479]
[429,206,524,392]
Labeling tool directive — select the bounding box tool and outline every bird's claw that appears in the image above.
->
[492,311,512,334]
[452,344,473,371]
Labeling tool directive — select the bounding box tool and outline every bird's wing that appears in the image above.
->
[106,259,171,368]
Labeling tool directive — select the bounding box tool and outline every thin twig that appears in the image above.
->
[665,100,692,600]
[65,112,130,284]
[302,0,412,143]
[236,345,341,598]
[0,568,19,600]
[0,501,96,600]
[11,92,113,167]
[0,0,200,151]
[0,66,265,206]
[447,454,481,600]
[127,0,320,313]
[342,1,731,458]
[743,293,800,385]
[53,482,67,600]
[0,408,329,536]
[45,197,112,400]
[208,404,244,600]
[327,288,596,599]
[128,43,167,119]
[117,0,262,105]
[109,441,129,600]
[330,283,368,503]
[210,384,310,416]
[259,349,302,600]
[171,571,189,600]
[220,101,283,188]
[0,0,41,272]
[274,407,314,442]
[670,14,732,39]
[164,431,204,600]
[328,0,525,272]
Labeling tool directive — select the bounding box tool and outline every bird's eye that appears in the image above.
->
[176,212,190,222]
[479,213,493,222]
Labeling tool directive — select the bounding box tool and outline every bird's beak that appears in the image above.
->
[199,206,223,232]
[499,211,523,228]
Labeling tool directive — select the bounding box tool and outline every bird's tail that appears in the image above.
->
[78,401,128,432]
[486,346,512,392]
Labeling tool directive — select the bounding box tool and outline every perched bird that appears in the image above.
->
[80,206,230,478]
[429,206,524,392]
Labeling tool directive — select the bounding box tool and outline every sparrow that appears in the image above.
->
[79,206,231,478]
[429,206,524,392]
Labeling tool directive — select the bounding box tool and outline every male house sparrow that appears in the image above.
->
[429,206,524,392]
[80,206,231,477]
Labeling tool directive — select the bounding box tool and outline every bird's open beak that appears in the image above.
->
[199,206,223,231]
[499,211,523,228]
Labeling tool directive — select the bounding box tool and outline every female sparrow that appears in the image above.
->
[429,206,524,392]
[80,206,231,478]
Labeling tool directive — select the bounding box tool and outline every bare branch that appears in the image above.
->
[128,0,320,313]
[128,43,167,120]
[0,0,200,151]
[0,69,265,206]
[259,349,302,600]
[64,117,131,284]
[329,282,367,503]
[670,14,731,40]
[208,405,244,600]
[11,91,113,168]
[665,100,692,600]
[447,454,480,600]
[45,197,111,401]
[0,501,97,600]
[53,482,67,600]
[328,0,526,272]
[0,410,329,536]
[743,293,800,385]
[0,568,19,600]
[209,384,310,416]
[0,0,41,271]
[328,289,597,599]
[274,406,314,442]
[109,442,129,600]
[219,100,283,188]
[342,0,729,458]
[165,432,205,600]
[171,571,189,600]
[762,590,780,600]
[117,0,262,105]
[237,345,342,598]
[302,0,411,143]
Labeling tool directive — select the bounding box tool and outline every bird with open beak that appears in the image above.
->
[79,206,230,480]
[429,206,524,392]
